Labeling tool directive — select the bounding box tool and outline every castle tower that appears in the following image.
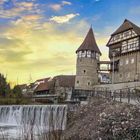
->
[107,19,140,83]
[75,27,101,90]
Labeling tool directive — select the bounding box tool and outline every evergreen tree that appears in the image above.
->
[0,74,11,97]
[13,85,22,98]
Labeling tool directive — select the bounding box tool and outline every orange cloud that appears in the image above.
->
[49,1,72,11]
[22,15,42,21]
[49,4,62,11]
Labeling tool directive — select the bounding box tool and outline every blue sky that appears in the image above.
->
[0,0,140,84]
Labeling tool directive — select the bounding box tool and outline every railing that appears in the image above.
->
[72,87,140,105]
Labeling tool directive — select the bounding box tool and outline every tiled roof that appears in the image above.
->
[35,82,49,92]
[53,75,75,87]
[76,27,101,55]
[35,75,75,91]
[35,77,50,83]
[111,19,140,36]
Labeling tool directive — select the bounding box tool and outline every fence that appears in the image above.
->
[72,87,140,105]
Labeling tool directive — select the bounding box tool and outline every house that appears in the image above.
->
[53,75,75,102]
[107,19,140,83]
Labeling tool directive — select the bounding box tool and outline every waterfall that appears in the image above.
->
[0,105,67,139]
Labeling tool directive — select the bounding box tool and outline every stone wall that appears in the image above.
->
[75,57,99,90]
[110,51,140,83]
[94,81,140,91]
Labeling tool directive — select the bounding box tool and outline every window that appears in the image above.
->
[78,51,82,58]
[88,82,90,86]
[108,29,137,45]
[121,37,139,54]
[126,73,130,78]
[91,52,95,58]
[120,60,123,66]
[81,51,86,57]
[131,58,134,64]
[122,41,127,53]
[83,70,86,74]
[126,59,129,65]
[87,51,91,57]
[96,53,100,60]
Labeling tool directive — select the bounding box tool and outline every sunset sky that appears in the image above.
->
[0,0,140,84]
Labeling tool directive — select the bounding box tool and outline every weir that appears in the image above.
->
[0,105,67,139]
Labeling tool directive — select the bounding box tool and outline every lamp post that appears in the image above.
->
[111,51,115,100]
[112,52,115,85]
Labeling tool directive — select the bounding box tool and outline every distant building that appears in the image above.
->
[34,77,51,85]
[107,19,140,83]
[99,73,111,84]
[18,84,28,94]
[35,82,49,95]
[25,75,75,103]
[53,75,75,101]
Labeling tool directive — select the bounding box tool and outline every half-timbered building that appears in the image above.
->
[107,19,140,83]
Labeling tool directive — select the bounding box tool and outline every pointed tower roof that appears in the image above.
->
[76,27,101,55]
[111,19,140,36]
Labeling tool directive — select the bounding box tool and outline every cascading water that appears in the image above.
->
[0,105,67,139]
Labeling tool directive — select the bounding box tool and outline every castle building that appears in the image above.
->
[75,27,101,90]
[107,19,140,83]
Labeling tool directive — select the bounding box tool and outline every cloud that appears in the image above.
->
[49,4,62,11]
[61,1,72,5]
[0,37,32,63]
[22,14,42,22]
[49,1,72,11]
[16,2,34,10]
[0,1,40,19]
[50,13,79,24]
[0,0,5,4]
[9,19,89,81]
[0,14,108,84]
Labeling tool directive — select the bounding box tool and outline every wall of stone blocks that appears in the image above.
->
[75,57,99,90]
[110,52,140,83]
